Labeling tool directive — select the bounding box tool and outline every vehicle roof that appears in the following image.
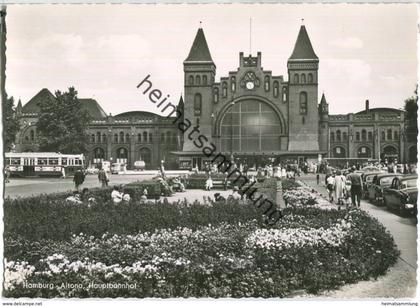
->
[376,173,403,178]
[6,152,84,158]
[400,175,418,181]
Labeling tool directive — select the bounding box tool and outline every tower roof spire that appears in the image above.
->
[185,27,214,63]
[289,24,318,61]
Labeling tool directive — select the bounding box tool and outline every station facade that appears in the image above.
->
[13,25,417,169]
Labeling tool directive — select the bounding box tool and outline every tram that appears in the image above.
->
[5,152,85,177]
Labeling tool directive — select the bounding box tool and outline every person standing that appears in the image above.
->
[326,174,335,203]
[4,166,10,183]
[333,170,346,205]
[346,167,363,207]
[98,167,109,188]
[316,173,320,185]
[73,169,86,191]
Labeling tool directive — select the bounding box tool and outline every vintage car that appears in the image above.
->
[367,173,403,205]
[383,175,418,216]
[362,172,383,199]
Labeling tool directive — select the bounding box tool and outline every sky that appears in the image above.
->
[5,4,418,115]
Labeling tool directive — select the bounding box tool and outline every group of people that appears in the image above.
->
[110,185,132,204]
[325,166,363,207]
[66,187,96,205]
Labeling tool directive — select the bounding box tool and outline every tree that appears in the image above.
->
[404,86,418,143]
[3,96,20,151]
[36,87,91,154]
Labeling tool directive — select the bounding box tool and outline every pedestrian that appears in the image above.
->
[326,174,335,203]
[316,173,320,185]
[333,170,346,206]
[73,169,86,191]
[346,166,363,207]
[4,166,10,183]
[61,166,66,179]
[205,176,213,191]
[98,167,109,188]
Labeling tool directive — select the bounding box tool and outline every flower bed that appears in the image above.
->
[4,177,399,298]
[282,179,318,207]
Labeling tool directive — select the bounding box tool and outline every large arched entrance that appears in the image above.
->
[219,100,283,152]
[139,147,152,169]
[357,146,372,158]
[93,147,105,164]
[332,146,346,158]
[116,147,128,165]
[382,145,399,162]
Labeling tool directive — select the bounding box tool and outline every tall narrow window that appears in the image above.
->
[213,88,219,103]
[125,133,130,143]
[143,131,148,143]
[91,134,95,143]
[222,82,227,97]
[368,131,373,141]
[381,131,385,141]
[149,133,153,143]
[361,129,367,141]
[330,132,335,142]
[308,73,313,83]
[114,134,118,143]
[387,129,392,140]
[294,74,299,84]
[343,132,347,141]
[336,130,341,141]
[194,93,202,116]
[282,87,287,102]
[394,130,399,140]
[102,134,106,143]
[264,76,270,91]
[299,92,308,114]
[203,75,208,85]
[138,133,142,142]
[273,81,279,98]
[231,76,236,92]
[301,73,306,84]
[97,132,101,143]
[188,75,194,85]
[356,132,360,141]
[196,75,201,86]
[119,132,124,143]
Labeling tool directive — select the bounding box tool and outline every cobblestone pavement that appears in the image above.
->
[297,174,417,299]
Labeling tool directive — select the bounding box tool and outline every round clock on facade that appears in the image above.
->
[246,81,255,90]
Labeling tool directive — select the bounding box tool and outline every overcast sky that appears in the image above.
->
[5,4,418,115]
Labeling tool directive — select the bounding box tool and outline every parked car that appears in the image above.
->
[362,172,383,199]
[361,166,381,173]
[367,173,403,205]
[383,175,418,216]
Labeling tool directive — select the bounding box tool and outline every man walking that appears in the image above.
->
[73,169,86,191]
[346,166,363,207]
[98,167,109,188]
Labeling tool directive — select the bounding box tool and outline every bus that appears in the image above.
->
[5,152,85,177]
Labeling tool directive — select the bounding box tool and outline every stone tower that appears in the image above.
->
[287,25,319,151]
[318,93,329,152]
[183,27,216,151]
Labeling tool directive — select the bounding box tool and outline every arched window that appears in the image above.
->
[114,134,118,143]
[336,130,341,141]
[149,133,153,143]
[356,132,360,141]
[222,82,228,98]
[97,132,101,143]
[294,74,299,84]
[299,92,308,114]
[330,132,335,142]
[394,130,399,140]
[368,131,373,141]
[91,134,95,143]
[188,75,194,85]
[358,146,372,158]
[308,73,313,83]
[264,76,270,91]
[343,132,347,141]
[195,75,201,85]
[361,129,367,141]
[143,131,148,143]
[194,93,202,116]
[203,75,208,85]
[213,88,219,103]
[231,76,236,92]
[119,132,124,143]
[387,129,392,140]
[137,133,142,142]
[381,131,385,141]
[125,133,130,143]
[273,81,279,98]
[301,73,306,84]
[282,87,287,102]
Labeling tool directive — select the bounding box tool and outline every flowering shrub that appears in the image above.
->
[4,207,399,298]
[283,187,318,207]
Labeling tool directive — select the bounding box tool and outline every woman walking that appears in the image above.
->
[334,170,346,206]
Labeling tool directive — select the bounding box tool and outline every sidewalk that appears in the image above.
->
[297,174,417,298]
